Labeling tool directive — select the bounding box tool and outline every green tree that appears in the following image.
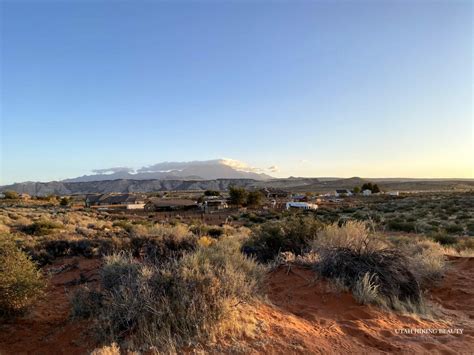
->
[372,184,380,193]
[361,183,373,192]
[3,191,19,200]
[353,186,361,194]
[60,197,71,206]
[247,191,264,207]
[204,190,220,197]
[229,186,248,206]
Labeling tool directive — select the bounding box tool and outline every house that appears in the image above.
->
[291,194,307,202]
[144,198,198,212]
[85,193,146,209]
[260,188,289,199]
[0,193,5,199]
[362,189,372,196]
[202,199,228,212]
[335,189,353,197]
[285,202,318,210]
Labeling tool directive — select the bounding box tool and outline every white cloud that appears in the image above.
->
[91,167,134,174]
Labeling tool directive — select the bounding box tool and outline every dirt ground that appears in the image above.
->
[0,257,473,354]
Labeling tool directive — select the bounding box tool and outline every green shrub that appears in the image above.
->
[3,191,19,200]
[444,223,464,234]
[242,216,322,262]
[21,219,62,236]
[386,219,416,233]
[431,233,458,245]
[0,235,45,314]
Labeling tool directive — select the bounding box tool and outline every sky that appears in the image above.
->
[0,0,472,184]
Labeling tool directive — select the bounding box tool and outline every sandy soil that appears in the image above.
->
[244,257,474,354]
[0,256,473,354]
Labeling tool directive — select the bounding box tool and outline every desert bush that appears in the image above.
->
[3,191,19,200]
[74,237,264,351]
[90,343,120,355]
[431,233,458,245]
[316,247,421,309]
[399,240,445,285]
[314,223,425,312]
[313,221,386,253]
[0,235,45,314]
[242,216,322,262]
[129,232,197,261]
[353,273,381,305]
[70,285,103,318]
[21,219,62,236]
[386,219,416,233]
[444,223,464,234]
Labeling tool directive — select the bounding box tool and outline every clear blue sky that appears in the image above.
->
[1,0,472,184]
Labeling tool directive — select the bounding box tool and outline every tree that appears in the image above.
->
[204,190,220,197]
[353,186,361,194]
[229,186,248,206]
[60,197,71,206]
[3,191,19,200]
[360,182,380,193]
[247,191,264,207]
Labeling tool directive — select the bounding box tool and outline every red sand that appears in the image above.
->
[247,258,474,354]
[1,256,473,354]
[0,257,101,354]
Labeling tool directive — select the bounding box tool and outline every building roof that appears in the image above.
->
[86,193,146,205]
[146,198,197,207]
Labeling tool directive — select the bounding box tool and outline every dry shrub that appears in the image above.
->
[90,343,120,355]
[72,237,265,351]
[353,273,380,305]
[399,240,446,285]
[0,235,45,314]
[314,222,426,313]
[313,221,387,253]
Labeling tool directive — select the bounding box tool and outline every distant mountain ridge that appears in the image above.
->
[1,177,473,196]
[63,159,273,182]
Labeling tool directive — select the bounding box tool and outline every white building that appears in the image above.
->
[362,189,372,196]
[286,202,318,210]
[387,191,399,196]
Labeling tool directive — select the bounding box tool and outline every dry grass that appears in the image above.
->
[312,222,438,315]
[71,236,265,352]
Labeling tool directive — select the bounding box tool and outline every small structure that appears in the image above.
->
[0,193,5,199]
[387,191,399,196]
[260,188,289,199]
[335,189,353,197]
[85,193,146,209]
[291,194,307,202]
[286,202,318,210]
[362,189,372,196]
[202,199,228,213]
[144,198,198,212]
